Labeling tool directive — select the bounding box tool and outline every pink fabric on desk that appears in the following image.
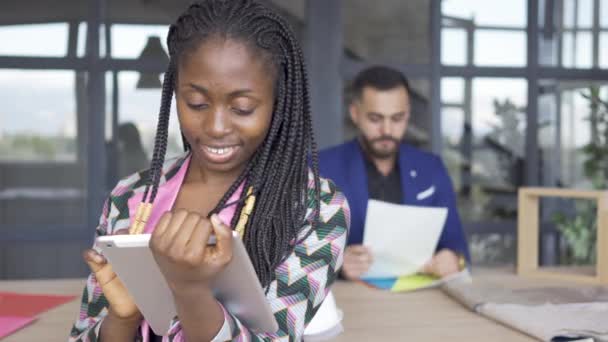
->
[0,316,36,339]
[126,155,245,341]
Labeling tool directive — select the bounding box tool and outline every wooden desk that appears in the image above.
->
[1,268,581,341]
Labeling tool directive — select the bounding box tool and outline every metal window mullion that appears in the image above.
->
[441,66,527,78]
[461,20,474,197]
[557,0,564,66]
[431,0,442,153]
[0,56,87,70]
[67,22,78,58]
[306,0,343,149]
[86,0,108,234]
[572,0,579,66]
[526,0,540,186]
[592,0,600,67]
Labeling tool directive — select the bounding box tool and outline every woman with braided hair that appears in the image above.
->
[69,1,349,341]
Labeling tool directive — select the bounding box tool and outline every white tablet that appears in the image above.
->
[96,232,278,336]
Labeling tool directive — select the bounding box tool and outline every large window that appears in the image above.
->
[0,4,92,278]
[442,0,527,67]
[540,0,606,68]
[0,70,78,162]
[111,71,183,179]
[441,78,527,223]
[441,0,608,267]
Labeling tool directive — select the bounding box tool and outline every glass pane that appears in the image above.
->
[115,72,182,179]
[602,0,608,27]
[405,79,431,148]
[111,24,169,59]
[474,30,526,67]
[441,77,465,104]
[0,70,86,230]
[577,0,593,28]
[441,107,465,151]
[560,85,595,187]
[538,81,559,189]
[538,80,608,190]
[600,32,608,68]
[0,70,77,162]
[467,79,527,221]
[100,24,108,58]
[343,1,430,64]
[441,107,465,189]
[538,31,559,66]
[536,81,608,270]
[77,22,87,58]
[0,24,68,57]
[539,197,597,268]
[575,32,593,68]
[563,0,576,28]
[105,72,114,141]
[442,0,526,28]
[562,31,575,67]
[561,31,593,68]
[442,28,468,66]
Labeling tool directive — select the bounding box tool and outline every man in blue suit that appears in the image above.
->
[319,66,470,281]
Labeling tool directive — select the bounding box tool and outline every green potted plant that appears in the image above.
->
[553,86,608,265]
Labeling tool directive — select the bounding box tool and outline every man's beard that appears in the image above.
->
[360,135,400,160]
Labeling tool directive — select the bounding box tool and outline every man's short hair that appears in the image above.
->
[351,65,411,101]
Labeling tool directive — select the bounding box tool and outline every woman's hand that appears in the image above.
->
[82,229,142,324]
[150,210,234,294]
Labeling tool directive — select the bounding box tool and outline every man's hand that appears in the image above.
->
[341,245,373,280]
[420,249,461,278]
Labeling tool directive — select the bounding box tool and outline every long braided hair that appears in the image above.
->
[139,0,320,287]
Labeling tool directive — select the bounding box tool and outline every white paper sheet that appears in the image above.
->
[362,199,448,278]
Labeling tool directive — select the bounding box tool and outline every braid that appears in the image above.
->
[143,65,175,203]
[145,0,321,287]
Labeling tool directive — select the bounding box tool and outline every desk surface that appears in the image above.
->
[0,268,585,342]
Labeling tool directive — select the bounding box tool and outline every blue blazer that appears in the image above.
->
[319,140,470,262]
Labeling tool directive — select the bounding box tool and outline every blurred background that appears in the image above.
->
[1,0,607,279]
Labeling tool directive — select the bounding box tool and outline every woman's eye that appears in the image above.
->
[232,108,254,116]
[188,103,208,110]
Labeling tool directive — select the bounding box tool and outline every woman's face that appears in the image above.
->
[176,37,275,176]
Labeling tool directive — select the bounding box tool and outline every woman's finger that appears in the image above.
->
[186,218,213,261]
[82,249,118,286]
[171,213,200,250]
[82,249,107,270]
[152,212,173,238]
[158,210,189,249]
[210,214,233,262]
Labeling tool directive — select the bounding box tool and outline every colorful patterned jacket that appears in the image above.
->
[69,152,349,342]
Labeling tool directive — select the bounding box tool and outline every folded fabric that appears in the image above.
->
[481,302,608,342]
[442,281,608,341]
